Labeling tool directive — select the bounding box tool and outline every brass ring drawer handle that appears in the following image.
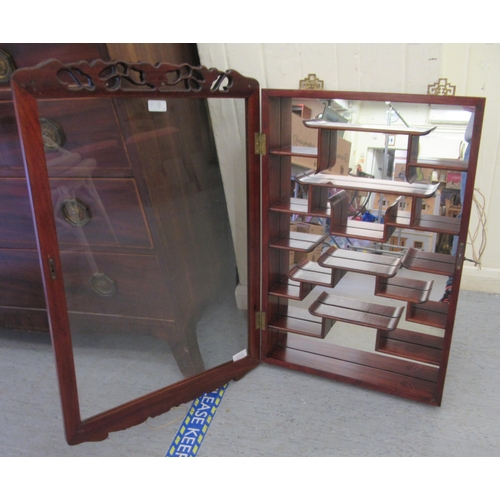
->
[61,198,91,227]
[90,272,117,297]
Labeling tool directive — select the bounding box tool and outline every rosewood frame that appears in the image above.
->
[261,89,485,406]
[11,59,261,445]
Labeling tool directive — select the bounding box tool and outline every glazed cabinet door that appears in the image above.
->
[11,59,261,445]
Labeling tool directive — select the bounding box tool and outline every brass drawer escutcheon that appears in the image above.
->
[61,198,91,227]
[0,49,16,83]
[90,272,117,297]
[40,117,66,151]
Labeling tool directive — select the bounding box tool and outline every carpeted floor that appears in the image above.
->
[0,289,498,457]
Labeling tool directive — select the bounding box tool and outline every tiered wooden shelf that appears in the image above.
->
[407,158,468,185]
[303,121,435,136]
[289,170,440,224]
[269,291,405,339]
[390,212,461,235]
[285,245,440,339]
[401,247,456,275]
[269,145,317,159]
[268,305,334,339]
[406,300,448,329]
[270,129,468,182]
[261,89,484,406]
[375,328,444,366]
[289,258,345,288]
[270,196,330,218]
[267,335,440,405]
[309,291,404,331]
[269,277,311,301]
[375,276,433,304]
[409,158,468,171]
[328,190,400,242]
[371,246,451,364]
[302,120,435,177]
[317,246,402,277]
[294,170,440,197]
[269,230,328,252]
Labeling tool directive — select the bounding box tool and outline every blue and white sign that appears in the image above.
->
[166,384,228,457]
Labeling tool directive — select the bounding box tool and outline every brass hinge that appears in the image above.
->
[255,132,266,155]
[255,311,266,330]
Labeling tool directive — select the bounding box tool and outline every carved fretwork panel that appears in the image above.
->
[12,59,259,99]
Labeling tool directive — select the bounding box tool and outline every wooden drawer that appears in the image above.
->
[0,45,116,175]
[40,99,131,177]
[0,178,152,250]
[0,102,23,173]
[0,249,45,309]
[0,249,174,322]
[51,178,153,249]
[0,249,48,332]
[60,252,173,320]
[0,45,123,180]
[0,99,130,176]
[0,178,37,248]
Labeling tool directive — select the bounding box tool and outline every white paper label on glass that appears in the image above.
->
[148,100,167,112]
[232,349,248,362]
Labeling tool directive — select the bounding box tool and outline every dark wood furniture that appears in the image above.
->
[0,44,210,369]
[2,44,244,380]
[261,89,484,406]
[1,44,111,334]
[9,56,485,445]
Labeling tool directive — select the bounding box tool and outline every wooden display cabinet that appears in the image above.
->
[261,89,484,406]
[9,58,485,444]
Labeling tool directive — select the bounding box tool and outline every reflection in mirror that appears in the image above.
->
[37,96,248,419]
[263,91,482,406]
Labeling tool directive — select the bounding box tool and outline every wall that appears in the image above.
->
[197,43,500,294]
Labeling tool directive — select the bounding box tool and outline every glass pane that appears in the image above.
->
[39,96,248,419]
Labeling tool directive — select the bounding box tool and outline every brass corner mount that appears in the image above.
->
[299,74,324,90]
[427,78,456,96]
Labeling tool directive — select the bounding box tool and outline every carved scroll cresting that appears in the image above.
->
[12,59,257,97]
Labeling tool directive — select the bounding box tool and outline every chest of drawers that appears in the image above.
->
[1,44,232,381]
